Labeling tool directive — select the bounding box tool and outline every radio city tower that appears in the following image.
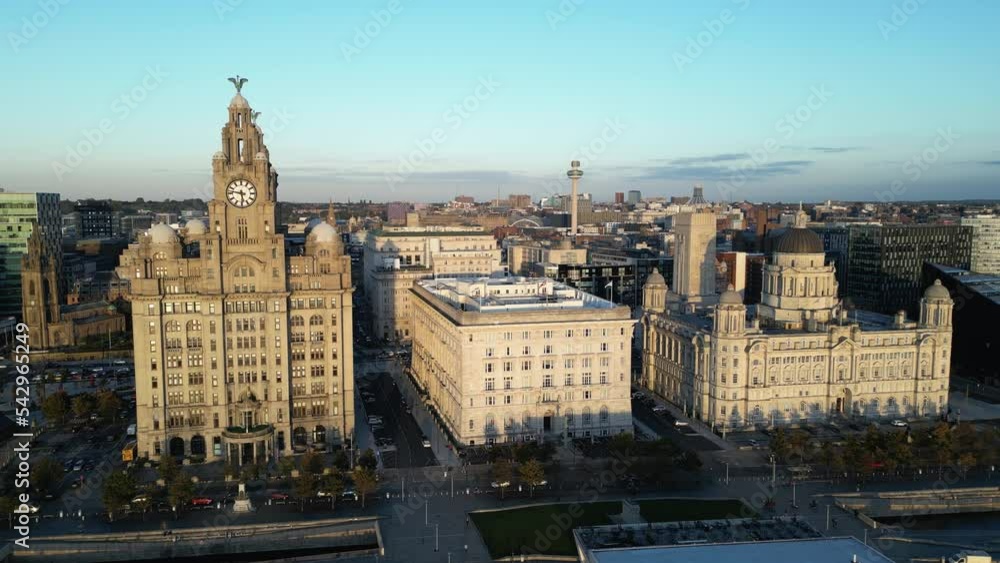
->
[567,160,583,236]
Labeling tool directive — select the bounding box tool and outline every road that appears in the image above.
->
[359,372,436,469]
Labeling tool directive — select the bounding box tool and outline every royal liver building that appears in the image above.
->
[641,209,954,429]
[118,80,354,463]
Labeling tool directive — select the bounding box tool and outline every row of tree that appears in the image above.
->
[41,389,123,426]
[769,422,999,476]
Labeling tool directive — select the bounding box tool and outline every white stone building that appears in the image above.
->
[362,224,501,341]
[641,210,954,429]
[410,277,634,445]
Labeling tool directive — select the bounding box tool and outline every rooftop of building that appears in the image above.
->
[931,264,1000,305]
[417,276,620,314]
[586,537,892,563]
[372,226,491,238]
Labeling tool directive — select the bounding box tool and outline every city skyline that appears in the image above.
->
[2,0,999,204]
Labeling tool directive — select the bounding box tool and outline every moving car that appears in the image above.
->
[651,405,668,414]
[422,439,432,448]
[341,489,359,501]
[890,419,908,428]
[268,492,289,501]
[674,420,689,427]
[190,497,214,506]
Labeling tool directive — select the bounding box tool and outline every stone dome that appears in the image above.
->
[644,268,666,287]
[229,93,250,109]
[773,226,824,254]
[184,219,207,236]
[719,284,743,305]
[308,222,339,243]
[147,223,178,245]
[924,279,950,300]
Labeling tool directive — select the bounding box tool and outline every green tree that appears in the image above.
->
[159,454,179,483]
[278,457,295,477]
[319,470,346,510]
[770,428,790,463]
[97,389,123,421]
[300,450,324,476]
[71,393,97,420]
[608,433,637,457]
[957,452,976,476]
[168,474,194,516]
[843,436,864,475]
[102,471,137,521]
[788,430,811,464]
[0,497,15,529]
[41,391,71,426]
[519,459,546,497]
[491,459,513,499]
[293,475,317,511]
[332,450,350,471]
[358,448,378,472]
[33,457,64,494]
[352,466,378,508]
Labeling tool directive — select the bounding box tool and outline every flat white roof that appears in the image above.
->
[417,276,617,313]
[590,537,894,563]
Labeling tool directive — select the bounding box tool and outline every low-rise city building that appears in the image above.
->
[410,276,634,445]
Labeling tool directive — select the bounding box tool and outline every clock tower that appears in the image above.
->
[118,78,355,465]
[208,75,279,245]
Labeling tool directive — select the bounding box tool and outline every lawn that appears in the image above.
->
[471,501,621,557]
[637,498,752,522]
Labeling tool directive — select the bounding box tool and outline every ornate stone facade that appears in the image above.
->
[641,210,953,429]
[117,83,354,463]
[410,277,633,446]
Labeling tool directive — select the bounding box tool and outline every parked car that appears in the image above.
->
[190,497,214,506]
[269,492,290,501]
[72,460,84,472]
[490,480,511,489]
[890,419,908,428]
[341,489,359,501]
[422,439,432,448]
[673,420,689,427]
[651,405,668,414]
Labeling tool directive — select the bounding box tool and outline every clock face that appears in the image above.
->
[226,179,257,208]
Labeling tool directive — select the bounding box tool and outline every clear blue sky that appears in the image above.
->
[2,0,998,203]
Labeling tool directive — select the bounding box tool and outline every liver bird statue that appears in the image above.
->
[227,75,248,94]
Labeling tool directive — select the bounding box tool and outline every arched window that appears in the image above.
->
[290,316,305,327]
[599,406,610,424]
[565,409,575,426]
[309,315,323,326]
[582,408,592,426]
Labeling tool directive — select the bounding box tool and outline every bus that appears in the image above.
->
[122,441,137,463]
